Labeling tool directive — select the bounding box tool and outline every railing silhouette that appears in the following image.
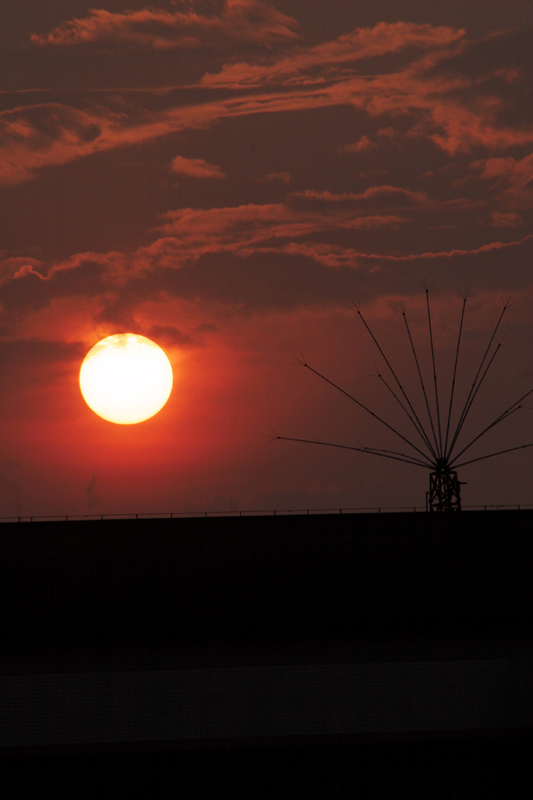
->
[1,503,532,523]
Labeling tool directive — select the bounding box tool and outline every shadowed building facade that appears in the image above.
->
[1,511,531,790]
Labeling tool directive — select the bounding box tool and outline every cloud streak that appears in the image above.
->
[152,200,409,261]
[30,1,300,50]
[170,154,226,179]
[3,200,531,323]
[1,22,531,192]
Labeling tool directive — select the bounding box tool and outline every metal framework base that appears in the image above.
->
[427,461,462,512]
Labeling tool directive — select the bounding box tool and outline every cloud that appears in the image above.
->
[1,206,532,327]
[491,211,523,228]
[146,324,196,347]
[289,187,429,210]
[0,338,86,375]
[475,156,518,182]
[30,1,300,51]
[117,250,366,311]
[258,171,292,184]
[267,231,533,268]
[0,252,120,314]
[201,20,465,88]
[0,103,103,186]
[170,154,226,179]
[152,199,409,260]
[0,194,406,319]
[341,136,377,153]
[3,23,533,191]
[377,127,395,138]
[0,256,43,281]
[199,23,533,156]
[341,127,398,153]
[85,227,533,317]
[0,95,229,187]
[472,152,533,208]
[349,232,533,262]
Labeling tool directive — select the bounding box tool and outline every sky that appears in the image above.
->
[2,0,533,518]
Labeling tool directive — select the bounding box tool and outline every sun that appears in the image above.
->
[79,333,173,424]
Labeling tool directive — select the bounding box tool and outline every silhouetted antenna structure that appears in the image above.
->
[275,290,533,511]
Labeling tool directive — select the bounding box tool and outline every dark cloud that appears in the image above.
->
[0,338,86,374]
[147,324,195,346]
[0,257,108,314]
[0,103,106,186]
[426,28,533,81]
[77,247,369,317]
[124,251,369,310]
[421,28,533,132]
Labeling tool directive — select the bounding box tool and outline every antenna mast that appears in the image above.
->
[276,291,533,511]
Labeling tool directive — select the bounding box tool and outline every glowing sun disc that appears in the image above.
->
[80,334,173,424]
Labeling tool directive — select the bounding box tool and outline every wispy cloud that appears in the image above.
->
[258,171,292,184]
[2,22,532,191]
[345,232,533,262]
[152,200,408,258]
[200,21,466,87]
[30,1,300,50]
[290,187,430,209]
[3,188,531,321]
[341,136,377,153]
[170,154,226,179]
[491,211,523,228]
[472,153,533,207]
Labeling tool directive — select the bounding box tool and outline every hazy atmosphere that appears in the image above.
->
[2,0,533,517]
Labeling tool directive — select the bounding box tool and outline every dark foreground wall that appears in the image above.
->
[0,510,532,770]
[1,509,532,647]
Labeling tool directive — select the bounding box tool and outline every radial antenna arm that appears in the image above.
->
[443,294,467,455]
[274,435,433,469]
[446,301,509,458]
[299,360,432,463]
[356,309,436,460]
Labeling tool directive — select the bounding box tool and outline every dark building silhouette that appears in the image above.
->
[1,511,531,792]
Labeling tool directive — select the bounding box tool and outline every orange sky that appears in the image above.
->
[2,1,533,518]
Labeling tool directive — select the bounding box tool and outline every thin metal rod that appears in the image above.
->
[376,370,436,459]
[425,289,443,457]
[356,309,435,458]
[276,436,431,469]
[449,384,533,466]
[360,445,434,468]
[447,339,503,458]
[454,441,533,470]
[449,406,520,466]
[300,360,432,462]
[446,301,509,458]
[443,295,467,455]
[401,311,440,459]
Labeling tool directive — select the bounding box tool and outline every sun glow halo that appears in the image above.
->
[80,334,173,424]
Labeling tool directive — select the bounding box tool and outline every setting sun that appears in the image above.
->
[79,334,173,424]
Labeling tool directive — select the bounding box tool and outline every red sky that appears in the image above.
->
[2,0,533,517]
